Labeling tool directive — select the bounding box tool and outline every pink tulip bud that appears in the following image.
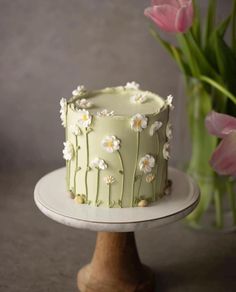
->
[210,132,236,177]
[205,111,236,138]
[205,111,236,177]
[144,0,194,33]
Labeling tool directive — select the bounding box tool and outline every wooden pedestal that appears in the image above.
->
[77,232,155,292]
[34,167,200,292]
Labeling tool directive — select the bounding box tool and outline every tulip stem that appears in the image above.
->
[214,190,223,229]
[227,181,236,225]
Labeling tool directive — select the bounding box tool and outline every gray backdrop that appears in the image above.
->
[0,0,231,170]
[1,2,236,292]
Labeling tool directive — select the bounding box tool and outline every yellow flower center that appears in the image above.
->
[143,160,149,167]
[82,114,88,121]
[106,141,113,148]
[134,119,141,128]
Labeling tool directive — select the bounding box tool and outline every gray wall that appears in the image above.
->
[0,0,231,170]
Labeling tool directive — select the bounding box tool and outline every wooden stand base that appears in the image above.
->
[77,232,155,292]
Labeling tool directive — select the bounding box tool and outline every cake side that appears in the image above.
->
[60,83,173,208]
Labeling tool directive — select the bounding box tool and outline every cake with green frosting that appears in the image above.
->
[60,82,173,208]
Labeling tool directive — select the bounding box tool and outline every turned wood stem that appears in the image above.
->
[77,232,155,292]
[92,232,143,280]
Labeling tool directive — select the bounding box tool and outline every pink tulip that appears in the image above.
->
[205,111,236,138]
[205,111,236,177]
[144,0,194,33]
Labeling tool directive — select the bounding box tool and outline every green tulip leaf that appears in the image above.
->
[205,0,217,45]
[200,76,236,105]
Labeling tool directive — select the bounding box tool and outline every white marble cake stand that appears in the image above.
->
[34,167,200,292]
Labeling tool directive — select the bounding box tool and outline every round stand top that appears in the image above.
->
[34,167,200,232]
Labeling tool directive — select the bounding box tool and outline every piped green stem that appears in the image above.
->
[95,168,100,205]
[85,131,89,199]
[74,136,79,194]
[117,150,124,207]
[131,132,140,206]
[108,184,111,207]
[152,181,155,201]
[66,161,69,190]
[137,174,144,200]
[66,160,71,191]
[154,131,160,196]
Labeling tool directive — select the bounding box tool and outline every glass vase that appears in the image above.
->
[183,78,236,232]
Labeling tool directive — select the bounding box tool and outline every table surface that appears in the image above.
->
[34,167,200,232]
[1,167,236,292]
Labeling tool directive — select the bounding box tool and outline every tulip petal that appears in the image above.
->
[210,132,236,177]
[205,111,236,139]
[152,0,192,8]
[151,0,181,8]
[175,4,193,32]
[178,0,192,6]
[144,5,178,32]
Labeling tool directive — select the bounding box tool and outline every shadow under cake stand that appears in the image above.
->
[34,167,200,292]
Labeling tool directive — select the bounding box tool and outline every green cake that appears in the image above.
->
[60,82,173,208]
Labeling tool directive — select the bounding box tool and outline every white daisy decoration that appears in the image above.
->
[149,121,163,136]
[139,154,155,174]
[59,98,67,127]
[146,173,156,183]
[166,122,173,140]
[130,114,148,132]
[62,141,74,161]
[101,136,120,153]
[165,95,174,110]
[104,175,116,185]
[130,93,147,104]
[125,81,140,90]
[76,98,92,109]
[97,109,115,117]
[72,85,86,97]
[77,109,92,128]
[90,158,108,170]
[163,142,171,160]
[69,124,81,136]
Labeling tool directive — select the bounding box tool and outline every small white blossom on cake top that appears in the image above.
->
[63,141,74,160]
[139,154,155,174]
[125,81,140,90]
[101,136,120,153]
[165,95,174,110]
[96,109,115,117]
[77,109,92,128]
[163,142,170,160]
[59,98,67,127]
[149,121,163,136]
[90,158,108,170]
[104,175,116,185]
[146,173,156,183]
[76,98,92,109]
[166,122,173,140]
[60,97,67,109]
[69,124,81,136]
[72,85,86,97]
[130,93,147,104]
[130,114,148,132]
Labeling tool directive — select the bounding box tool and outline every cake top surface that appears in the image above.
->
[68,83,168,117]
